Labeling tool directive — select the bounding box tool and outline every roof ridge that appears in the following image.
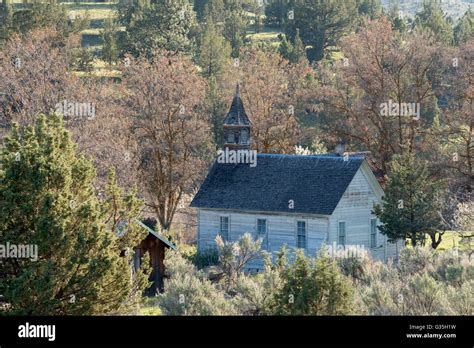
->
[256,153,365,159]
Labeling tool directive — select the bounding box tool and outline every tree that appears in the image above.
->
[273,249,354,315]
[454,199,474,256]
[223,7,245,58]
[223,47,308,153]
[121,50,214,232]
[204,75,228,146]
[454,9,473,46]
[72,46,94,73]
[215,233,263,287]
[197,17,231,79]
[11,1,87,39]
[123,0,197,56]
[0,0,14,45]
[279,30,306,63]
[0,28,82,126]
[356,0,382,19]
[434,40,474,193]
[316,18,444,173]
[373,151,445,248]
[278,34,293,61]
[0,27,146,192]
[194,0,210,22]
[159,249,235,315]
[265,0,288,27]
[101,17,119,65]
[387,0,407,32]
[285,0,357,61]
[414,0,454,45]
[203,0,225,24]
[116,0,147,28]
[290,28,306,63]
[0,114,150,315]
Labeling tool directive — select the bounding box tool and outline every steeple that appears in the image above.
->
[223,83,251,150]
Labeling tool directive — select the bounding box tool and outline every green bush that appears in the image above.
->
[159,250,235,315]
[356,247,473,315]
[272,249,354,315]
[190,247,220,269]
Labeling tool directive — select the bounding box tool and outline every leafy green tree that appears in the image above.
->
[285,0,357,61]
[387,0,407,32]
[454,9,473,45]
[280,30,307,63]
[373,151,446,248]
[414,0,454,45]
[356,0,382,19]
[0,0,14,45]
[11,1,87,39]
[101,17,119,65]
[278,34,293,61]
[290,28,306,63]
[204,75,228,146]
[273,249,354,315]
[203,0,225,24]
[265,0,288,27]
[116,0,148,28]
[72,46,94,73]
[194,0,209,22]
[0,114,150,315]
[124,0,197,56]
[197,18,231,78]
[223,8,245,58]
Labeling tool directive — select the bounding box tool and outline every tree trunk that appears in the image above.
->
[429,231,444,249]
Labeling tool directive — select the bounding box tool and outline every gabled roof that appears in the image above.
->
[223,84,251,126]
[190,154,365,216]
[134,220,176,250]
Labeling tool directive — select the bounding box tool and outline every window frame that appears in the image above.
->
[227,131,235,144]
[240,129,249,144]
[370,218,377,248]
[338,221,346,246]
[296,220,307,250]
[219,216,230,241]
[256,218,268,248]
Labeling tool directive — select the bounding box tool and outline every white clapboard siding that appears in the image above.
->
[197,162,403,265]
[328,162,401,261]
[198,209,328,269]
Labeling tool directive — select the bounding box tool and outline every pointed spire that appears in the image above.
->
[224,82,250,126]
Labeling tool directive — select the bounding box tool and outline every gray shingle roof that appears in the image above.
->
[223,84,251,126]
[190,154,365,215]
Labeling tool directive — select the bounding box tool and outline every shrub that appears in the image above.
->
[358,278,400,315]
[398,247,434,275]
[273,249,354,315]
[337,255,371,282]
[159,250,235,315]
[191,248,219,269]
[215,233,263,279]
[402,273,447,315]
[231,261,282,316]
[446,282,473,315]
[159,273,235,315]
[356,248,474,315]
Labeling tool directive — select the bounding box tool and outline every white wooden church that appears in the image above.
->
[191,86,403,269]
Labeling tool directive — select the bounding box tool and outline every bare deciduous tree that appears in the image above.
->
[315,18,444,172]
[121,51,214,232]
[223,47,309,153]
